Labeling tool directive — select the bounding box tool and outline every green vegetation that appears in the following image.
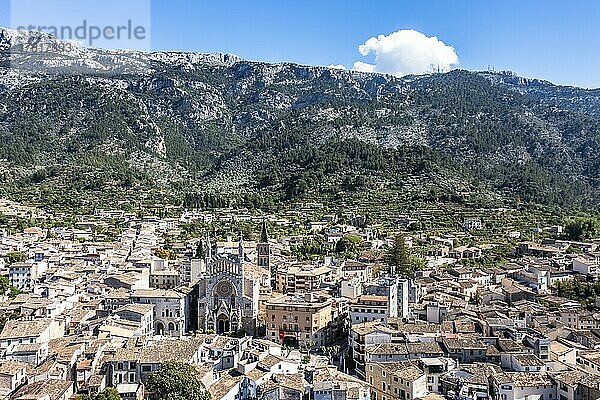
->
[554,280,600,309]
[0,276,23,300]
[461,243,515,269]
[8,286,21,300]
[0,311,21,332]
[146,361,210,400]
[564,217,600,241]
[0,276,9,296]
[155,247,177,260]
[0,66,599,215]
[335,234,365,258]
[4,251,27,264]
[385,235,424,278]
[291,237,328,261]
[93,387,120,400]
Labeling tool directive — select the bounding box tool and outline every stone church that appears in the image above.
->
[197,224,270,335]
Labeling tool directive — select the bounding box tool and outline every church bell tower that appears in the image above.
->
[257,220,270,269]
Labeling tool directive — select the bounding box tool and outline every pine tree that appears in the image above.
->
[385,234,422,277]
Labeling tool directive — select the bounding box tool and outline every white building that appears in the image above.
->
[0,319,64,349]
[362,276,409,319]
[341,277,363,299]
[9,261,47,291]
[492,372,556,400]
[464,218,483,231]
[350,295,394,325]
[312,366,370,400]
[0,360,27,396]
[341,260,370,282]
[130,289,186,336]
[573,257,598,276]
[113,304,155,337]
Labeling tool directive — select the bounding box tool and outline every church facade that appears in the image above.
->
[197,235,265,335]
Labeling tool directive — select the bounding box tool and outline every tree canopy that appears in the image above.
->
[146,361,210,400]
[564,218,599,241]
[4,251,27,265]
[335,234,364,257]
[0,276,9,296]
[95,388,120,400]
[385,234,423,277]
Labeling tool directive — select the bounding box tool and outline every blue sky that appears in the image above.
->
[2,0,599,88]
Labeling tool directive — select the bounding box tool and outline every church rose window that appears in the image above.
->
[216,280,234,296]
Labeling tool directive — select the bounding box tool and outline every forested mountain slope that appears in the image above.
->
[1,28,599,210]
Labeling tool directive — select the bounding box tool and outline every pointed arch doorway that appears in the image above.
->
[217,314,230,334]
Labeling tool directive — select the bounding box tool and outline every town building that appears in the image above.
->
[265,293,344,348]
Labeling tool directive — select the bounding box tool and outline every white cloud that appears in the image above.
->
[352,29,458,76]
[352,61,375,73]
[327,64,347,70]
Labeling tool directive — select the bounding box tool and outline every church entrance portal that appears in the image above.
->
[217,316,230,334]
[282,335,299,348]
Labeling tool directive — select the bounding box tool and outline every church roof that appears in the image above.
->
[131,289,185,299]
[206,253,243,264]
